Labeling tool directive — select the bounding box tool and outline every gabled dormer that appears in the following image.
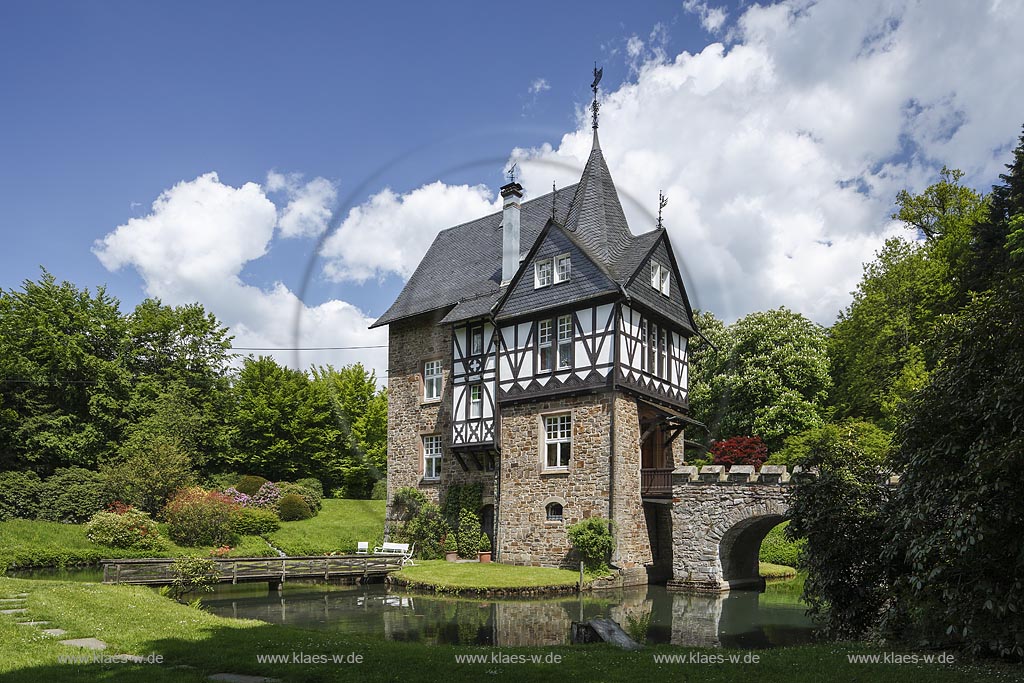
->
[623,231,697,337]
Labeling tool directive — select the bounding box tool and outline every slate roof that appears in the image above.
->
[370,186,577,328]
[371,130,697,332]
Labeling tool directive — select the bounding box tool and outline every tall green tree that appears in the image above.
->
[227,356,339,483]
[0,270,129,472]
[692,308,830,452]
[829,168,987,428]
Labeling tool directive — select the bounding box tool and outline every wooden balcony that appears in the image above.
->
[641,467,674,498]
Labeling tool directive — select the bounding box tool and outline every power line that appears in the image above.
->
[230,345,387,351]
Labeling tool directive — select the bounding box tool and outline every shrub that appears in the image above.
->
[203,472,240,491]
[295,477,324,498]
[86,508,167,550]
[228,507,281,535]
[0,470,43,521]
[758,521,804,567]
[710,436,769,469]
[278,482,321,514]
[391,487,427,520]
[278,493,313,521]
[235,475,269,497]
[456,509,481,558]
[442,534,457,554]
[568,517,614,571]
[250,481,282,509]
[400,501,448,559]
[38,467,110,523]
[370,479,387,500]
[168,556,220,601]
[163,487,240,547]
[479,534,491,553]
[222,487,251,507]
[102,438,197,514]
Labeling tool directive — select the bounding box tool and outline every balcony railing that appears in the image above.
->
[641,467,673,498]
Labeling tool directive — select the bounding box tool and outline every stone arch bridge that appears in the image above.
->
[665,465,810,592]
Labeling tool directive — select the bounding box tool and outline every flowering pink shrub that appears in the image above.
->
[250,482,282,509]
[163,487,240,547]
[222,487,251,507]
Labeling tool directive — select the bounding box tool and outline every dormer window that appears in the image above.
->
[554,254,571,283]
[535,259,553,288]
[651,261,670,296]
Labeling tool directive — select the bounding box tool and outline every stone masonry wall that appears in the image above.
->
[497,392,653,571]
[385,313,493,528]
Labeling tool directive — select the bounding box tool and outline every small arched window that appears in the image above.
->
[545,502,564,521]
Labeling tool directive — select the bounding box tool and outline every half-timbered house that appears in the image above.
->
[371,122,700,584]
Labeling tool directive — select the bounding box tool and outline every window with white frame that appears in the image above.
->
[648,322,658,373]
[470,326,484,356]
[640,319,648,372]
[423,434,442,479]
[659,327,667,378]
[423,360,442,401]
[554,254,571,283]
[544,413,572,469]
[651,260,670,296]
[557,314,573,368]
[535,258,553,288]
[469,384,483,419]
[538,319,554,372]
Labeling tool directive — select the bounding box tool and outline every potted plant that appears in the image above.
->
[478,534,492,563]
[443,534,458,562]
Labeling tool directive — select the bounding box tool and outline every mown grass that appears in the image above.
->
[759,562,798,579]
[0,576,1018,683]
[263,498,385,555]
[0,519,275,572]
[393,559,583,592]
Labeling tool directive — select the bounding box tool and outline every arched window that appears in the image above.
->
[545,502,563,521]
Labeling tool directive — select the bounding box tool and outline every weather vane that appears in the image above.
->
[591,63,603,130]
[657,191,668,229]
[506,162,519,185]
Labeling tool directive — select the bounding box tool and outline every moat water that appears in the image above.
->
[13,568,815,647]
[199,579,815,648]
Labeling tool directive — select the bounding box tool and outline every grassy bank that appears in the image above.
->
[0,576,1016,683]
[0,519,275,572]
[263,498,385,555]
[391,559,583,594]
[759,562,798,579]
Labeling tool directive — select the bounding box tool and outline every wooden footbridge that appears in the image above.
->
[101,555,405,586]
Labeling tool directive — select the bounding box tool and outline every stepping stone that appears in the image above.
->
[0,609,27,615]
[208,675,282,683]
[0,598,26,603]
[16,621,50,626]
[59,637,107,650]
[42,629,67,637]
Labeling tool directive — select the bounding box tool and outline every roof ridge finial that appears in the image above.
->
[590,62,603,132]
[551,181,557,220]
[657,191,668,230]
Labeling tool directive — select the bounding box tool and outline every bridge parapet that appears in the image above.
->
[671,464,834,485]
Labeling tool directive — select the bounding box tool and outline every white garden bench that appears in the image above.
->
[373,541,415,566]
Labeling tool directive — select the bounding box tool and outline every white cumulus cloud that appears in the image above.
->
[266,170,338,238]
[93,172,386,376]
[320,181,498,283]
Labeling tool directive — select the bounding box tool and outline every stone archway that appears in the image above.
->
[668,471,792,591]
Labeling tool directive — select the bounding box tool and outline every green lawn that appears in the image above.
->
[0,576,1016,683]
[392,559,583,592]
[262,498,385,555]
[0,519,275,572]
[759,562,798,579]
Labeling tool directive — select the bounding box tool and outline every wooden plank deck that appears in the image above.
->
[101,555,405,585]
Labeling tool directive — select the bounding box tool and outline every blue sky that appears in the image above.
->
[2,1,1023,377]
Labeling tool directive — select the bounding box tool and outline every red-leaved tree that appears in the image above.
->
[710,436,769,469]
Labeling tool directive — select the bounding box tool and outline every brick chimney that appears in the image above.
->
[500,181,523,285]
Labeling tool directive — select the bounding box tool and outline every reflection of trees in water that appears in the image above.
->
[201,582,815,648]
